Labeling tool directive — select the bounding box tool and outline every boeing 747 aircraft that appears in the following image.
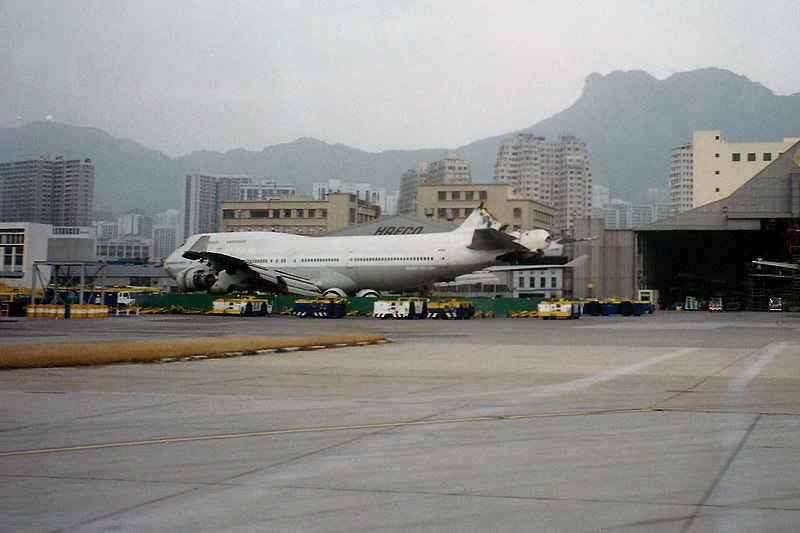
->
[164,205,555,297]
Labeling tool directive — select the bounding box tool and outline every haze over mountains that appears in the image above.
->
[1,68,798,217]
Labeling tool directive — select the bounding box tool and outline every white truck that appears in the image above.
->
[373,298,428,319]
[537,299,581,319]
[212,297,272,316]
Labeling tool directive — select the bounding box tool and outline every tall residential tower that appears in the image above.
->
[493,133,592,233]
[183,173,252,237]
[397,153,471,216]
[0,155,95,227]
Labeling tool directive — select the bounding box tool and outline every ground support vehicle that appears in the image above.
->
[427,300,475,319]
[114,306,141,316]
[684,296,700,311]
[0,283,28,317]
[212,297,272,316]
[583,298,652,317]
[538,299,581,319]
[87,287,165,308]
[293,296,347,318]
[725,300,742,312]
[769,297,782,312]
[373,298,428,319]
[637,289,660,310]
[708,298,723,312]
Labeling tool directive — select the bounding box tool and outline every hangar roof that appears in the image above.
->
[642,140,800,231]
[326,213,456,236]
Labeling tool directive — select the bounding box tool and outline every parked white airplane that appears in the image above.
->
[164,205,555,297]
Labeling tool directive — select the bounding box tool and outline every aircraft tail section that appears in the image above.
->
[455,204,507,233]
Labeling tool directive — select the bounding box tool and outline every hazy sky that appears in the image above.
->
[2,0,798,156]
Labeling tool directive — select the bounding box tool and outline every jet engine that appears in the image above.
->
[516,229,551,254]
[207,269,254,294]
[177,267,217,292]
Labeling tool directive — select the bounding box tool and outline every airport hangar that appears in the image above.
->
[571,140,800,310]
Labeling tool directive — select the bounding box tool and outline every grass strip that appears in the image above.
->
[0,333,386,370]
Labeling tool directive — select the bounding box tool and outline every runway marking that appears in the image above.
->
[1,403,793,458]
[684,341,795,532]
[728,341,788,394]
[578,321,800,331]
[522,347,699,400]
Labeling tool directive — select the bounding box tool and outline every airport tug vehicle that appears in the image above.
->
[212,296,272,316]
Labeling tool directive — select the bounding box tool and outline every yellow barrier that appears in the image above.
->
[23,303,111,319]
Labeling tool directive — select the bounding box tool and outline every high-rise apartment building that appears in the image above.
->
[118,210,153,238]
[426,152,470,185]
[493,133,592,233]
[52,156,95,227]
[152,209,183,261]
[0,155,94,227]
[668,130,800,215]
[397,162,428,216]
[397,153,471,216]
[184,173,252,237]
[313,179,386,212]
[669,143,694,215]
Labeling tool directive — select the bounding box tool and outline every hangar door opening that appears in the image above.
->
[637,224,789,309]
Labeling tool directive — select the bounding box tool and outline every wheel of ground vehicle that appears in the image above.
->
[243,302,253,316]
[619,301,633,316]
[585,301,601,316]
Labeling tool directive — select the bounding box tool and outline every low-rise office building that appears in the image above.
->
[219,193,381,235]
[416,183,555,233]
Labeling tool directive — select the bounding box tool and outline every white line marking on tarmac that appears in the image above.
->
[578,321,800,331]
[521,347,700,401]
[728,341,789,394]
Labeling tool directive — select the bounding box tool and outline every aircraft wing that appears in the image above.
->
[183,249,322,296]
[247,263,322,296]
[183,248,247,271]
[481,254,591,272]
[556,235,599,244]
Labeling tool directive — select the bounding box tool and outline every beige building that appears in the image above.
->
[416,183,555,233]
[219,193,381,235]
[687,130,799,210]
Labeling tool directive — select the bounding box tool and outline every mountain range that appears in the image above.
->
[1,68,798,217]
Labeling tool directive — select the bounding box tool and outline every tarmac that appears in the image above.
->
[1,311,800,532]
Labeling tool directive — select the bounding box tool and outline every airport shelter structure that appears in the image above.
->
[636,140,800,310]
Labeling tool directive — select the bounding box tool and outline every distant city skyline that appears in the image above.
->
[2,1,798,156]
